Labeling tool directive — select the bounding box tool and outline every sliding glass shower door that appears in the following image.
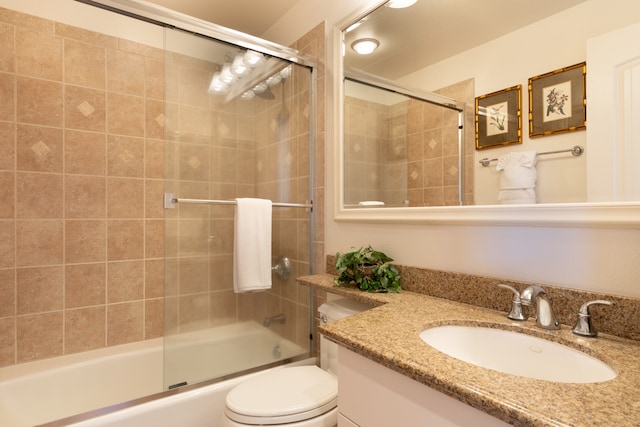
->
[162,27,314,389]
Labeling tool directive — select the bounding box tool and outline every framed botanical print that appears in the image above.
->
[475,85,522,150]
[528,62,586,137]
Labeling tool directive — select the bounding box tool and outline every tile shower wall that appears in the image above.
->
[0,6,325,367]
[0,7,165,367]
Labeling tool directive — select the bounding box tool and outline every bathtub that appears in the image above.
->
[0,321,310,427]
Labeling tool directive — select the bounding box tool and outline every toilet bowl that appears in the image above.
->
[222,298,370,426]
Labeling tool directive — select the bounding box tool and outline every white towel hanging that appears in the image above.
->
[233,198,272,293]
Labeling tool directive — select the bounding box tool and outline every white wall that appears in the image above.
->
[268,0,640,299]
[399,0,640,205]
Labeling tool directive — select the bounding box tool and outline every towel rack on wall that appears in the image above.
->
[164,193,313,212]
[478,145,584,167]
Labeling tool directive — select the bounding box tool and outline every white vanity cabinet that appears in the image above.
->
[337,346,510,427]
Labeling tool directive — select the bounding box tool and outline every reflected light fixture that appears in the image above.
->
[388,0,417,8]
[351,38,379,55]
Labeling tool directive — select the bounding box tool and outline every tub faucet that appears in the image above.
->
[520,285,560,330]
[263,313,285,327]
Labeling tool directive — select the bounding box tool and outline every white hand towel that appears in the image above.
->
[233,198,272,293]
[498,189,537,204]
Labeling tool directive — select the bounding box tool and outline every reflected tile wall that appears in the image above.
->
[344,78,475,208]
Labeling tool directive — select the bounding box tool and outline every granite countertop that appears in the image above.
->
[299,274,640,427]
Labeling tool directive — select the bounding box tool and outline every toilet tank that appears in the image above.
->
[318,298,371,375]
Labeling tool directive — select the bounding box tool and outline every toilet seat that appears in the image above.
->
[224,366,337,425]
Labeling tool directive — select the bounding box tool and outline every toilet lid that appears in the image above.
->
[225,366,337,425]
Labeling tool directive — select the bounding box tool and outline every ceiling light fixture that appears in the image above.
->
[387,0,418,8]
[351,38,379,55]
[209,49,293,101]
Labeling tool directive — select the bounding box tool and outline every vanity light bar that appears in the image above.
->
[478,145,584,167]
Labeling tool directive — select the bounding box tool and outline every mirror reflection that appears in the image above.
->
[342,0,640,208]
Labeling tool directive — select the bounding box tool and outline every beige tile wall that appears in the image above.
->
[0,6,324,367]
[0,7,165,367]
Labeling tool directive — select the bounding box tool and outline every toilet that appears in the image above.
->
[223,298,370,427]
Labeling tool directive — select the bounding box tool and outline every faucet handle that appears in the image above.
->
[572,300,613,337]
[497,284,527,321]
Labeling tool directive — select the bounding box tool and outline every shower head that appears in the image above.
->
[255,86,275,100]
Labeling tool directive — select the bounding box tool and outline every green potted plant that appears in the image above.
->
[333,246,401,293]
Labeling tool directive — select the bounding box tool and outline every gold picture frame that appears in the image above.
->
[475,85,522,150]
[528,62,586,137]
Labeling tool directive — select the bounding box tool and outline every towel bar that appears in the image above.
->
[478,145,584,167]
[164,193,312,211]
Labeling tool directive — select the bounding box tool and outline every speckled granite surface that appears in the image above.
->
[299,273,640,427]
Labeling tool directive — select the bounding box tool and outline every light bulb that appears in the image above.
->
[387,0,417,8]
[253,82,268,93]
[243,50,264,67]
[351,38,379,55]
[208,73,227,93]
[241,91,255,100]
[266,74,282,86]
[231,54,248,76]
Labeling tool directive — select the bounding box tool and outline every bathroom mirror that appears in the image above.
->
[335,0,640,225]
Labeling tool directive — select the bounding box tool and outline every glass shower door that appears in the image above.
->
[162,27,313,390]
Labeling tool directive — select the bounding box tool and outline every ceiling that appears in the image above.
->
[143,0,300,37]
[344,0,586,80]
[142,0,585,80]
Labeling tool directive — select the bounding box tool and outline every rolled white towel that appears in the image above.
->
[498,189,537,204]
[499,166,537,190]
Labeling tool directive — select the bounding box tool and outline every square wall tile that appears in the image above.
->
[107,135,144,177]
[16,266,63,314]
[107,301,143,346]
[64,85,106,132]
[107,93,144,137]
[107,219,144,261]
[16,172,63,219]
[107,260,143,303]
[64,39,106,89]
[16,220,63,267]
[16,76,63,127]
[0,269,15,317]
[64,130,106,176]
[0,121,15,170]
[17,312,63,363]
[0,72,15,122]
[0,220,15,268]
[107,177,144,218]
[65,263,106,308]
[15,28,62,81]
[64,306,106,353]
[0,172,14,219]
[0,22,15,73]
[16,124,63,173]
[65,175,106,219]
[107,48,145,96]
[65,220,106,263]
[0,317,16,367]
[144,298,163,339]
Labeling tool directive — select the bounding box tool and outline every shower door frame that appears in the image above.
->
[76,0,318,387]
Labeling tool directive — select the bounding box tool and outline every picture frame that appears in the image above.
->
[475,85,522,150]
[528,62,586,137]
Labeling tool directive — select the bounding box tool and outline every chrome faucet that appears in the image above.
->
[520,285,560,330]
[572,300,613,337]
[263,313,286,327]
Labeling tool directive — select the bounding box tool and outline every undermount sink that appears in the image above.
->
[419,325,616,383]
